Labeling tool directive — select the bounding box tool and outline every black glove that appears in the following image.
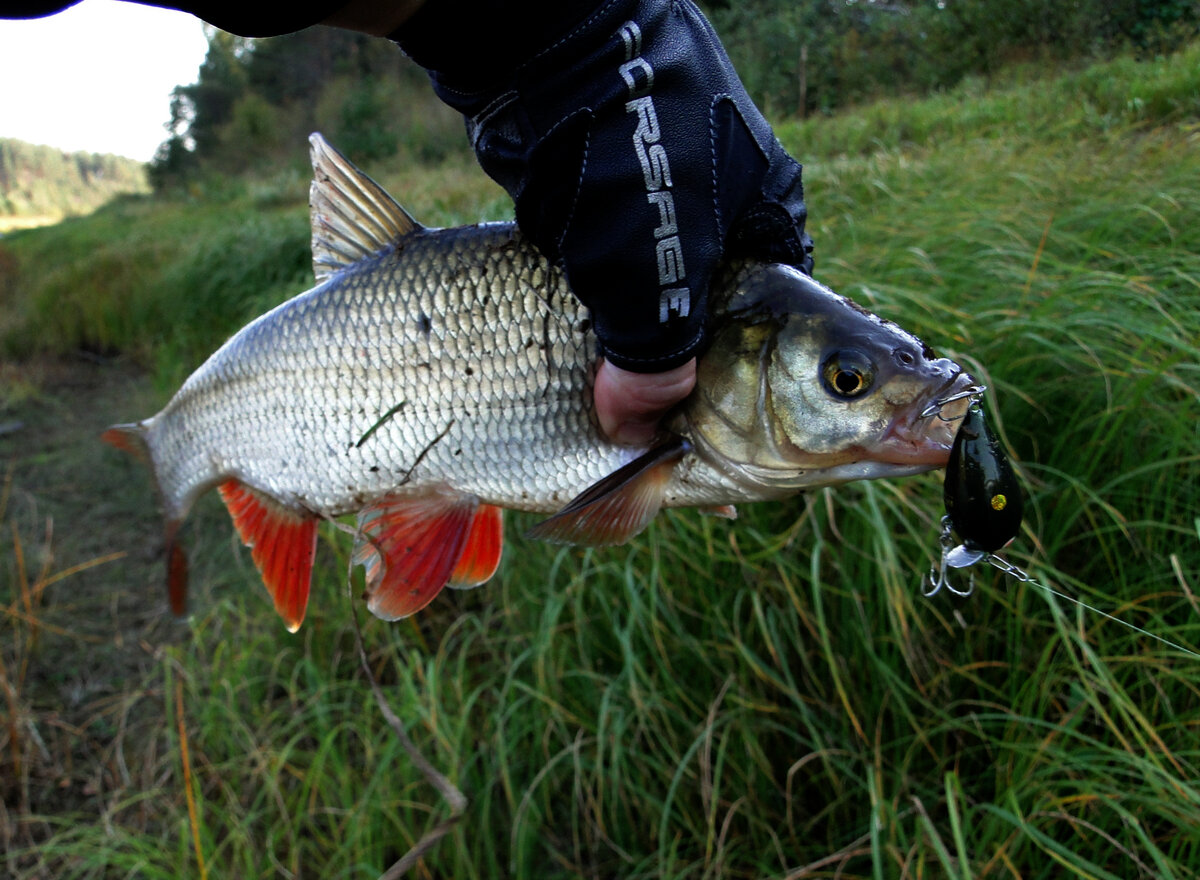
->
[394,0,813,372]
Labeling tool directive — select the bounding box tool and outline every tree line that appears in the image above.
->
[708,0,1198,117]
[150,28,464,187]
[151,0,1199,186]
[0,139,149,221]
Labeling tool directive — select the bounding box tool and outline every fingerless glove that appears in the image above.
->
[393,0,814,371]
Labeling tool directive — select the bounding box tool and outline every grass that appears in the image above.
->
[775,41,1200,157]
[2,46,1200,878]
[0,154,509,390]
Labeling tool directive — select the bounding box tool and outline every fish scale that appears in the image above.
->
[148,223,622,521]
[104,133,976,629]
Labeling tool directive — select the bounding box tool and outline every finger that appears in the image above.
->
[593,358,696,447]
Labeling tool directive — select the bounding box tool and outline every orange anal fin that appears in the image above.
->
[218,480,317,633]
[525,438,687,546]
[449,504,503,590]
[353,489,479,621]
[700,504,738,520]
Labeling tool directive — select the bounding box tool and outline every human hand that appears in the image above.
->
[593,358,696,447]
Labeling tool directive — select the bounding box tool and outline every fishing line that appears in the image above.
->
[918,385,1199,661]
[923,520,1200,661]
[1025,576,1200,661]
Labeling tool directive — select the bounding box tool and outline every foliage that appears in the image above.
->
[702,0,1200,117]
[3,40,1200,880]
[151,0,1200,188]
[0,139,148,226]
[150,26,465,189]
[776,39,1200,156]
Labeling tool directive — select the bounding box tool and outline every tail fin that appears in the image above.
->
[101,423,150,462]
[102,422,190,618]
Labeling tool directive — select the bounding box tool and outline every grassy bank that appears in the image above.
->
[3,47,1199,878]
[0,153,509,389]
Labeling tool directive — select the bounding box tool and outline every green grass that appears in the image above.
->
[0,154,509,389]
[3,46,1200,878]
[775,41,1200,157]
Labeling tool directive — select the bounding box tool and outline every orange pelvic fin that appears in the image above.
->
[218,480,318,633]
[353,489,483,620]
[449,504,504,589]
[526,438,688,546]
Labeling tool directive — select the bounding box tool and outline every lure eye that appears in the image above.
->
[943,404,1023,552]
[821,350,875,399]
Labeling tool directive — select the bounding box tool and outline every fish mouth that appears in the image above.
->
[873,371,981,468]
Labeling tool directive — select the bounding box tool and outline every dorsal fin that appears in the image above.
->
[308,132,422,283]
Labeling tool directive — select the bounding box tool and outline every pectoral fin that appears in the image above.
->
[219,481,318,633]
[526,439,688,546]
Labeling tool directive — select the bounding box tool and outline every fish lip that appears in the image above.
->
[874,371,978,467]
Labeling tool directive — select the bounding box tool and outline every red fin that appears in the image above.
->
[101,423,150,462]
[526,439,687,546]
[219,480,317,633]
[449,504,503,589]
[353,489,479,620]
[701,504,738,520]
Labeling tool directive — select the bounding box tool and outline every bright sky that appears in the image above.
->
[0,1,211,162]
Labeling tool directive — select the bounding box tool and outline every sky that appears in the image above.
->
[0,1,211,162]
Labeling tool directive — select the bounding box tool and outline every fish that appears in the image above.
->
[103,133,976,632]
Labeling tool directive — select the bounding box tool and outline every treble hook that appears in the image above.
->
[922,513,1037,597]
[923,515,980,597]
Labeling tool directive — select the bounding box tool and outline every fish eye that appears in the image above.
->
[821,350,876,399]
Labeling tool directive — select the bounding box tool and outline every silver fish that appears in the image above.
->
[104,134,974,630]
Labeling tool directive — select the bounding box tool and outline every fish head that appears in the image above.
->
[683,264,976,491]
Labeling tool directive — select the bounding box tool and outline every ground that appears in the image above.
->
[1,356,187,855]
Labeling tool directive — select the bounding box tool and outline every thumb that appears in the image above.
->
[592,358,697,447]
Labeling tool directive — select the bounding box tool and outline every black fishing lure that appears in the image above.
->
[924,398,1027,596]
[922,405,1200,656]
[943,403,1023,552]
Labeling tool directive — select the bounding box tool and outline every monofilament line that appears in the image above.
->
[929,549,1200,660]
[924,513,1200,660]
[1024,575,1200,661]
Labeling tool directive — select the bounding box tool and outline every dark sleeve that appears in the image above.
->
[0,1,81,19]
[0,0,347,36]
[138,1,347,36]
